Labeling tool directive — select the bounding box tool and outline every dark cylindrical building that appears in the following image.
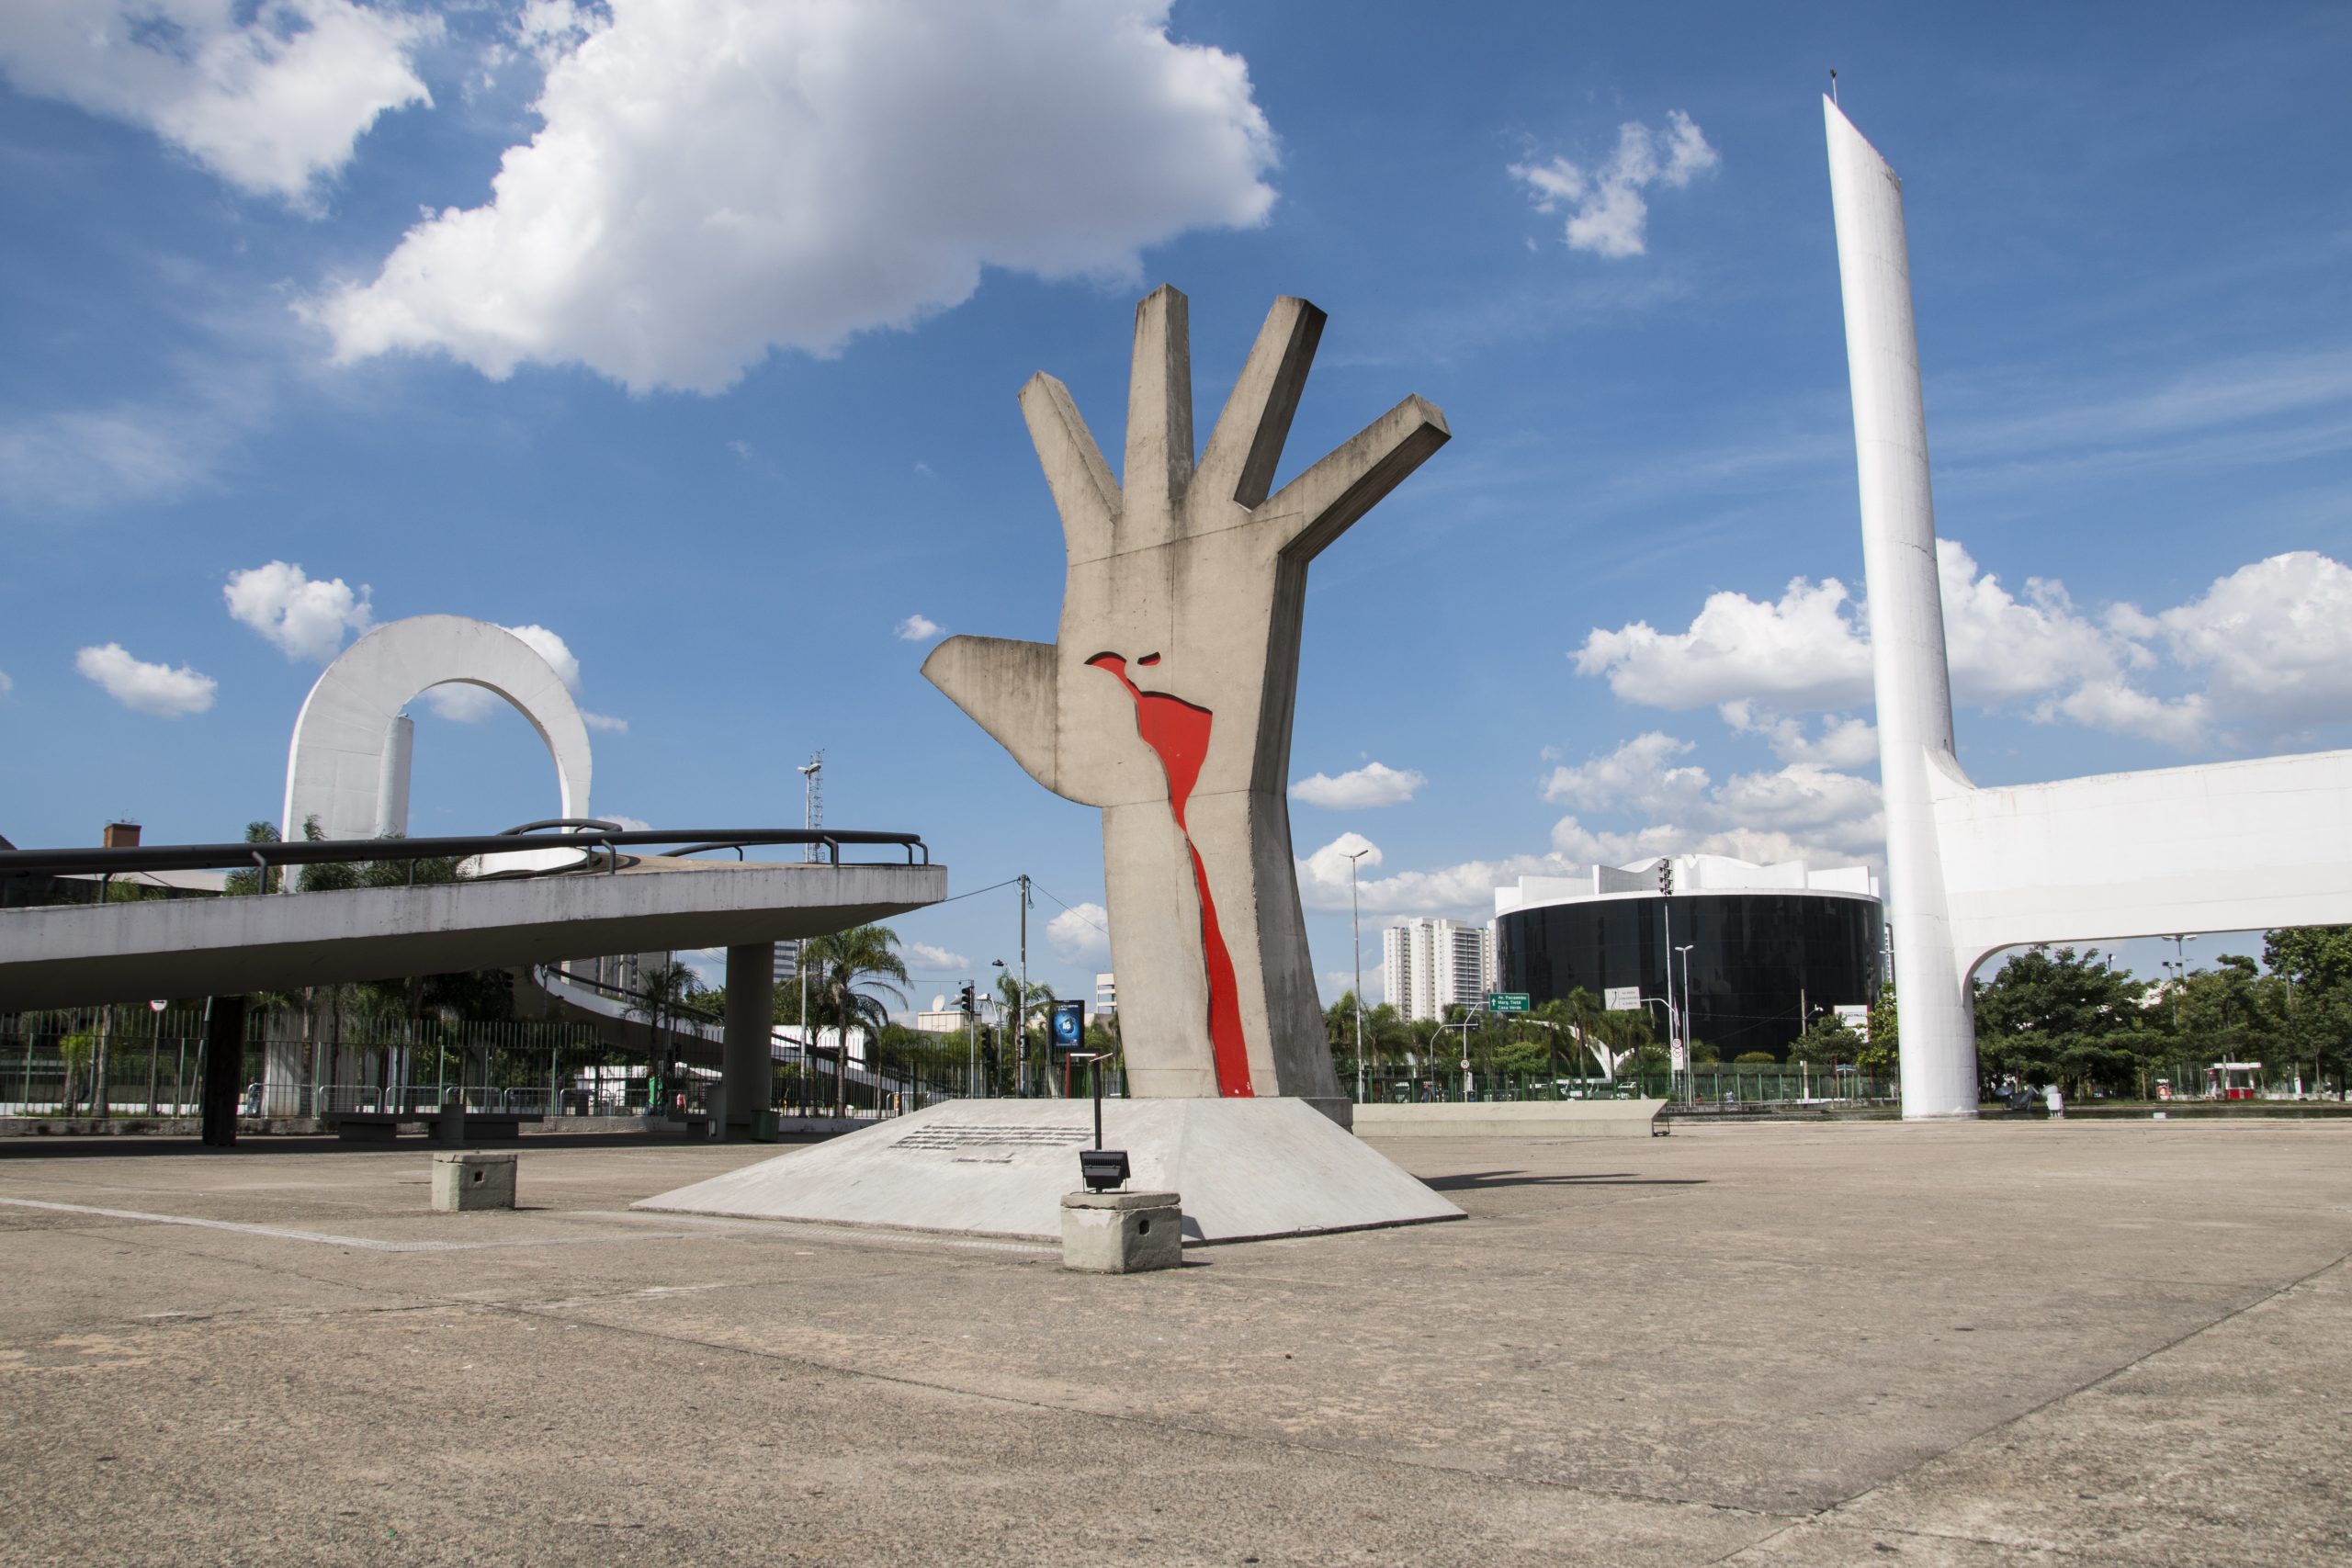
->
[1494,868,1883,1060]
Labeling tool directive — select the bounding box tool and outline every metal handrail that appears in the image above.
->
[0,825,930,879]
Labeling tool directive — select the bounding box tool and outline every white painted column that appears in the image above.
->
[722,943,776,1136]
[1825,96,1978,1119]
[374,714,413,839]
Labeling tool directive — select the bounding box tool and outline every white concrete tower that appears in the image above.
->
[1824,96,1978,1119]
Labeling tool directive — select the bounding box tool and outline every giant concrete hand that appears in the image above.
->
[923,287,1449,1102]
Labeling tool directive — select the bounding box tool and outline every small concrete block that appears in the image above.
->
[1060,1190,1182,1273]
[431,1151,516,1213]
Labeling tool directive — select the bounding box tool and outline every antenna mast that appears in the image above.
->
[798,750,825,862]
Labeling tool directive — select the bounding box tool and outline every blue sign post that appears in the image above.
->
[1050,999,1086,1053]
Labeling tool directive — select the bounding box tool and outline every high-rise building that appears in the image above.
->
[1380,918,1494,1023]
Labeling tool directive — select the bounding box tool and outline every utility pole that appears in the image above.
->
[1346,847,1370,1105]
[1675,943,1695,1101]
[1016,874,1032,1096]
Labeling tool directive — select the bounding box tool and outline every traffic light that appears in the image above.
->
[1657,859,1673,896]
[958,982,976,1016]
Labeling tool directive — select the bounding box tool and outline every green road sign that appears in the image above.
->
[1487,992,1531,1014]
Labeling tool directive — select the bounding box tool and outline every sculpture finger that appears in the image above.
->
[1122,285,1193,544]
[1020,373,1117,566]
[1261,394,1452,560]
[1197,296,1325,511]
[921,636,1060,792]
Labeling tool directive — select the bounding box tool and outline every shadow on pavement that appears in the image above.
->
[1421,1169,1707,1191]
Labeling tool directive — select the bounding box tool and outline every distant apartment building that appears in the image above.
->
[1380,918,1495,1023]
[1095,973,1117,1015]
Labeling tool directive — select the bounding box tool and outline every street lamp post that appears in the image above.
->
[797,755,822,1102]
[1345,847,1371,1105]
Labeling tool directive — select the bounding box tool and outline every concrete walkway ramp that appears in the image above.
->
[634,1098,1463,1244]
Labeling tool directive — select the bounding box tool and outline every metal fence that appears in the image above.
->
[1349,1062,1898,1106]
[1,1006,960,1122]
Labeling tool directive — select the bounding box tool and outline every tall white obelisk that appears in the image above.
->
[1824,96,1979,1118]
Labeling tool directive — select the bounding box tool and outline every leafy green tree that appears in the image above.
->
[1786,1010,1861,1065]
[58,1030,96,1114]
[1861,980,1900,1075]
[2266,925,2352,993]
[1973,946,2157,1098]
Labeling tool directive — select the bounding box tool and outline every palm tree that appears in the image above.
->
[630,959,697,1109]
[992,972,1057,1093]
[801,926,911,1111]
[803,925,911,1035]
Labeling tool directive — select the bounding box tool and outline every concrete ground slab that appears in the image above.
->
[636,1097,1464,1242]
[0,1120,2346,1564]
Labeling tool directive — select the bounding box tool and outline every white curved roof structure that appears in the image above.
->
[282,615,592,843]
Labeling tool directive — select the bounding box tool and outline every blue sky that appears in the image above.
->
[4,1,2347,1008]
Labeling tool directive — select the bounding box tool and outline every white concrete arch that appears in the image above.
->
[282,615,593,844]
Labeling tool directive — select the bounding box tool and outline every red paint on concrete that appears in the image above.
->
[1088,652,1254,1097]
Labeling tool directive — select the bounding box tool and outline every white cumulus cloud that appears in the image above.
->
[1297,831,1563,919]
[0,0,438,208]
[75,642,216,716]
[222,559,373,661]
[1289,761,1425,809]
[1511,110,1717,259]
[0,671,13,697]
[2149,550,2352,738]
[1576,539,2352,753]
[895,614,944,642]
[1718,703,1881,769]
[1542,732,1884,869]
[1575,573,1871,712]
[904,941,972,974]
[1046,902,1112,964]
[313,0,1279,393]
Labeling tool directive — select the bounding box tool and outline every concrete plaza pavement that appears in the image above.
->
[0,1121,2345,1565]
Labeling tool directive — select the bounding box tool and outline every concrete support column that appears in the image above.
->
[200,996,248,1147]
[373,714,413,838]
[1825,96,1978,1120]
[722,943,776,1138]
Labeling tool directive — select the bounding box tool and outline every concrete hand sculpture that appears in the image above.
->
[923,287,1449,1105]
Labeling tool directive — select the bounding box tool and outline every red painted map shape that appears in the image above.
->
[1088,653,1254,1097]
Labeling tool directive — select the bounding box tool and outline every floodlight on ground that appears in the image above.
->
[1079,1148,1130,1193]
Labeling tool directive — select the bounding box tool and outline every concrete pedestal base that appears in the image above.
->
[635,1098,1462,1245]
[432,1151,515,1212]
[1061,1190,1182,1272]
